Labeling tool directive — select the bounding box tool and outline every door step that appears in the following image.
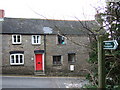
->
[34,71,45,76]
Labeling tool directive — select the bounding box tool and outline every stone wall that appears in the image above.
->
[45,34,90,76]
[2,34,44,74]
[2,34,90,76]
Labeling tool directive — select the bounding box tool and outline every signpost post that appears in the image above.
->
[98,39,119,88]
[98,36,105,88]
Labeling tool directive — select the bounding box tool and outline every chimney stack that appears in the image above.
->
[0,9,4,21]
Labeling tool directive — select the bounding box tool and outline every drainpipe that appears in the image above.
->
[44,34,46,74]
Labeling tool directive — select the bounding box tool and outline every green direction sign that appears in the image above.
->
[103,40,118,49]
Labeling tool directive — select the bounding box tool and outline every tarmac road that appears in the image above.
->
[2,75,89,88]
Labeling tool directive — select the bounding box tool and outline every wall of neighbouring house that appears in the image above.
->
[2,34,90,76]
[2,34,45,75]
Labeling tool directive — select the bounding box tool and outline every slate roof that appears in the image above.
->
[2,18,97,35]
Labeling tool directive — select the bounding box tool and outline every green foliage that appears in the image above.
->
[87,52,97,63]
[83,84,97,88]
[106,85,120,89]
[83,84,120,89]
[84,1,120,89]
[86,41,120,88]
[87,41,98,63]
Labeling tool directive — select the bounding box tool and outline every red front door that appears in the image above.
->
[35,54,43,71]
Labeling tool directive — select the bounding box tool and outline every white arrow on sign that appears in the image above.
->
[103,40,119,50]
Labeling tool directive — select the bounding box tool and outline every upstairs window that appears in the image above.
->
[57,35,66,44]
[68,53,76,63]
[32,35,41,45]
[10,53,24,65]
[53,55,62,65]
[12,35,22,44]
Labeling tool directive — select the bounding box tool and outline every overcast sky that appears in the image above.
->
[0,0,106,20]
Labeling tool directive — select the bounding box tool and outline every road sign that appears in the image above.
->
[103,40,118,49]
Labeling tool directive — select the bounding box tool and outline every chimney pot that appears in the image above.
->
[0,9,4,18]
[0,9,4,21]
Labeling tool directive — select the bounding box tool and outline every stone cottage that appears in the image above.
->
[1,16,96,76]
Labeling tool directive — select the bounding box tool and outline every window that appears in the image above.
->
[68,53,76,63]
[12,35,22,44]
[57,35,66,44]
[10,54,24,65]
[53,55,62,65]
[32,35,41,44]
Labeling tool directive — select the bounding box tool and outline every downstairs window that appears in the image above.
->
[53,55,62,65]
[68,53,76,63]
[10,54,24,65]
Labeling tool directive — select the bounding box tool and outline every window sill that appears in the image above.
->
[12,43,22,45]
[53,64,62,66]
[68,62,75,64]
[57,44,66,45]
[10,64,24,66]
[32,44,41,45]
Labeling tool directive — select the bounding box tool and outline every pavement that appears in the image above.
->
[2,74,85,78]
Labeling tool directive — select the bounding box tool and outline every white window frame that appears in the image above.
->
[10,54,24,65]
[32,35,41,45]
[12,35,22,44]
